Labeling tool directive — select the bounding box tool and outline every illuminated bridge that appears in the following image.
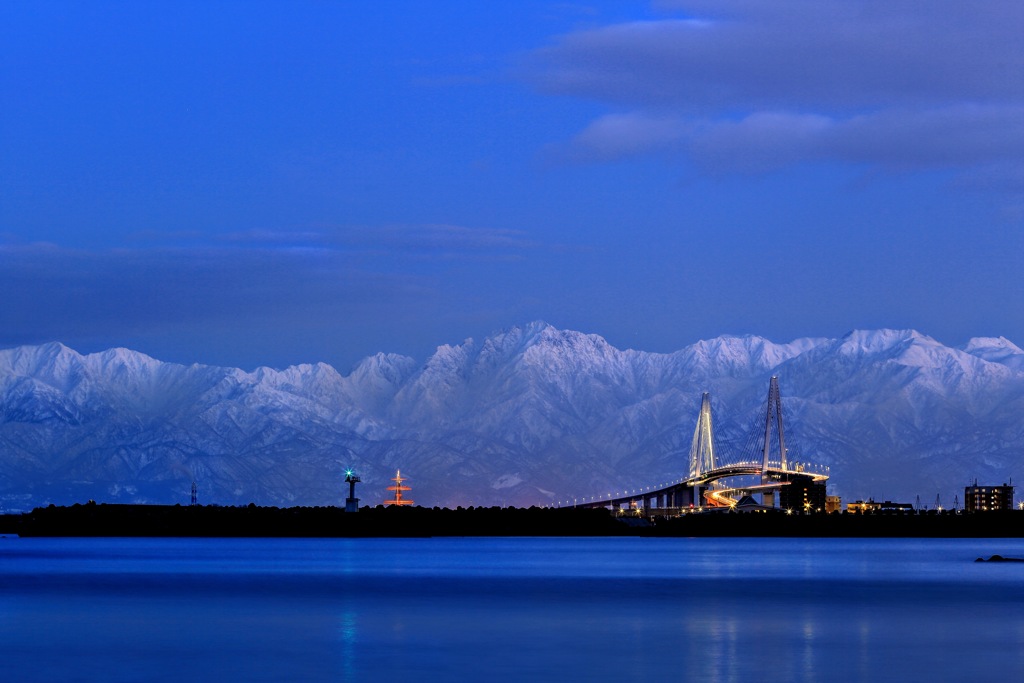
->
[561,377,829,513]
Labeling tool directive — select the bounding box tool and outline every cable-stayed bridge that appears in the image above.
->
[559,377,829,512]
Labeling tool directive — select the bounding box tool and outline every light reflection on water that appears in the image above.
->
[1,536,1023,682]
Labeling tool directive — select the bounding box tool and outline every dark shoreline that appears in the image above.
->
[1,503,1023,538]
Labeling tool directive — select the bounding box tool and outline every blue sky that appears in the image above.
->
[2,1,1022,370]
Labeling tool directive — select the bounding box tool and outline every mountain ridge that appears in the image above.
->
[1,324,1021,511]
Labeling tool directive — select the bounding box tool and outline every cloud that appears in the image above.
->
[559,105,1024,173]
[693,105,1024,173]
[531,2,1023,109]
[559,112,693,161]
[0,242,438,365]
[328,224,540,255]
[0,243,414,325]
[128,224,540,258]
[0,223,564,367]
[526,1,1024,175]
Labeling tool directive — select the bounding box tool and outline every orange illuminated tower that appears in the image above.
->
[384,469,414,506]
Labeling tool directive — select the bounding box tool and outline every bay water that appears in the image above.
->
[1,536,1022,682]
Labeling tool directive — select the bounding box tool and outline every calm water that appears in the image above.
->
[1,536,1023,682]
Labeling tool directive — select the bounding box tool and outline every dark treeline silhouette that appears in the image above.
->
[0,503,624,537]
[0,504,1021,538]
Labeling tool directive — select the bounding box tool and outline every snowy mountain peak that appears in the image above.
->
[472,323,625,383]
[253,361,341,387]
[85,347,164,377]
[962,336,1024,355]
[837,329,936,353]
[424,338,476,374]
[477,322,563,358]
[0,341,79,375]
[962,336,1024,370]
[343,353,419,410]
[690,334,769,356]
[681,334,820,376]
[349,352,417,382]
[519,319,559,339]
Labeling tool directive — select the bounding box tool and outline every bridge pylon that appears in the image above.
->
[689,392,717,479]
[760,376,788,475]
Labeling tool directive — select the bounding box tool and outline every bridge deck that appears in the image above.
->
[566,463,827,510]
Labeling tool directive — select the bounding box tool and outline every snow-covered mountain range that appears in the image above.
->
[1,323,1022,511]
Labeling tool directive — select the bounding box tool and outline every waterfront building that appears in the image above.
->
[878,501,914,512]
[846,499,881,514]
[964,481,1014,512]
[825,495,842,514]
[845,499,914,513]
[779,474,827,512]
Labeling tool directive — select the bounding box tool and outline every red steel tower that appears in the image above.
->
[384,469,414,506]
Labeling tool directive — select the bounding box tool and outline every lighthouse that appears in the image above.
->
[344,469,361,513]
